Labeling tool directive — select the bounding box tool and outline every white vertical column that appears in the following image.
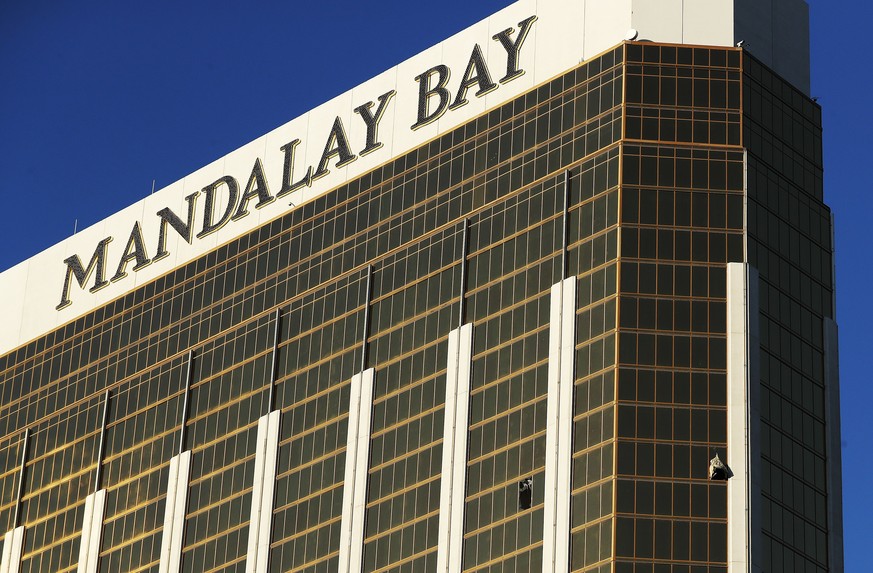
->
[3,429,28,573]
[338,368,375,573]
[823,318,844,573]
[436,323,474,573]
[158,450,192,573]
[246,410,282,573]
[726,262,761,573]
[542,277,576,573]
[77,489,107,573]
[0,527,25,573]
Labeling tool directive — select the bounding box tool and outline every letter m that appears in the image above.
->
[56,237,112,310]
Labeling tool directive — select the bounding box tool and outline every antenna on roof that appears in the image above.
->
[73,219,78,235]
[625,29,639,41]
[151,179,156,195]
[736,40,746,48]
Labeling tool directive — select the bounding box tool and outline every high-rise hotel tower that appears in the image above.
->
[0,1,842,572]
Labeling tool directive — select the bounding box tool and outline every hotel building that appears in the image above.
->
[0,1,842,572]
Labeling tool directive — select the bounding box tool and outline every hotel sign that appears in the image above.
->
[0,0,747,354]
[55,16,538,310]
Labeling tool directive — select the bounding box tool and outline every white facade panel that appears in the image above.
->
[15,242,66,351]
[734,0,774,60]
[437,18,494,132]
[491,2,542,90]
[261,111,313,213]
[542,277,576,573]
[338,371,363,573]
[217,137,272,230]
[528,2,573,84]
[682,0,735,47]
[348,69,401,175]
[735,0,810,93]
[246,410,282,573]
[0,527,25,573]
[391,41,447,154]
[555,277,575,569]
[631,0,685,44]
[77,489,107,573]
[180,153,241,258]
[542,282,562,572]
[450,324,473,571]
[159,451,192,573]
[350,370,374,573]
[726,263,761,573]
[436,324,473,573]
[582,0,632,60]
[0,264,27,355]
[339,368,375,573]
[304,91,357,198]
[770,0,810,94]
[144,178,189,279]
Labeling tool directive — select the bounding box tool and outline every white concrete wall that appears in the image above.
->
[630,0,734,46]
[436,324,474,573]
[158,451,192,573]
[338,368,375,573]
[77,489,107,573]
[542,277,576,573]
[0,0,809,356]
[246,411,282,573]
[0,527,25,573]
[735,0,810,94]
[726,263,762,573]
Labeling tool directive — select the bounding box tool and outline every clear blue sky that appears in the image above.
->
[1,0,869,569]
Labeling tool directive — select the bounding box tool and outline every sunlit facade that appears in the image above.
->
[0,2,842,573]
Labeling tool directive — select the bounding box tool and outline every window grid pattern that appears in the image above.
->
[0,44,625,573]
[0,43,836,573]
[613,43,746,573]
[744,53,832,573]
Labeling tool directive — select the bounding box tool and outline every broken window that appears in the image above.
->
[518,477,533,509]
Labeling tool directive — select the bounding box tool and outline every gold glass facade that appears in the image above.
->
[615,44,744,573]
[0,41,837,573]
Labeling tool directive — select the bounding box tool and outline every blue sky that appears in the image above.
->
[1,0,870,569]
